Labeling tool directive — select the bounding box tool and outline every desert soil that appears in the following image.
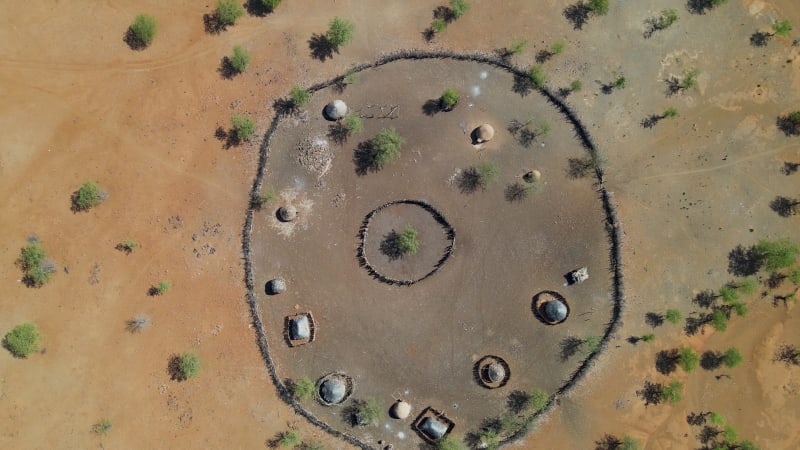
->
[1,0,799,449]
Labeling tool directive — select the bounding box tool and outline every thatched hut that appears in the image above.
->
[323,100,348,121]
[266,278,286,295]
[545,300,568,322]
[413,407,454,442]
[419,417,447,440]
[278,205,298,222]
[475,355,511,388]
[532,290,570,325]
[472,124,495,143]
[315,372,353,406]
[390,400,412,419]
[284,312,316,346]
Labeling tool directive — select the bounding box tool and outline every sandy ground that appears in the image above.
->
[1,0,799,449]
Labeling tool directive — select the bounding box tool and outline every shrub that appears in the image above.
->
[291,376,315,401]
[3,323,40,358]
[755,239,799,271]
[478,429,499,450]
[710,310,728,331]
[528,64,547,88]
[508,37,528,55]
[478,161,499,184]
[278,430,301,448]
[680,68,700,90]
[723,425,738,442]
[343,114,363,133]
[663,107,679,118]
[260,186,277,205]
[450,0,470,19]
[709,412,725,425]
[678,347,700,372]
[231,114,255,141]
[371,128,404,168]
[260,0,282,13]
[620,435,642,450]
[289,86,311,108]
[229,46,251,73]
[326,17,354,50]
[440,88,460,109]
[130,14,157,46]
[570,80,583,92]
[118,239,139,254]
[152,280,171,296]
[772,19,793,37]
[550,40,566,55]
[217,0,244,26]
[92,419,112,435]
[588,0,609,16]
[432,19,447,33]
[722,347,743,368]
[126,314,151,333]
[177,352,201,380]
[640,334,656,343]
[301,441,324,450]
[437,436,465,450]
[18,241,56,287]
[719,285,739,303]
[73,181,106,211]
[665,308,682,324]
[529,387,548,412]
[583,335,601,353]
[660,380,683,403]
[735,277,758,295]
[398,226,420,255]
[354,398,383,426]
[612,74,626,89]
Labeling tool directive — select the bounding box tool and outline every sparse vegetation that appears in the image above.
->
[645,9,678,38]
[640,333,656,343]
[3,323,41,358]
[73,181,107,212]
[117,239,140,254]
[343,114,363,133]
[550,40,566,55]
[437,436,465,450]
[92,419,113,436]
[18,241,56,287]
[587,0,609,16]
[326,17,355,50]
[528,64,547,88]
[129,14,157,48]
[231,114,255,141]
[126,314,151,333]
[772,19,793,37]
[398,226,420,255]
[260,186,277,205]
[722,347,743,368]
[229,46,251,74]
[289,86,311,108]
[151,280,171,296]
[278,430,301,448]
[216,0,245,26]
[431,18,447,34]
[504,37,528,57]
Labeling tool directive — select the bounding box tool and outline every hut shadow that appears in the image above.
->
[123,28,147,51]
[559,336,583,362]
[563,3,591,30]
[327,123,351,145]
[422,99,442,116]
[308,33,335,61]
[684,314,710,336]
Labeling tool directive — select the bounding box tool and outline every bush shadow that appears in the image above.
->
[563,3,591,30]
[308,33,335,61]
[123,28,147,51]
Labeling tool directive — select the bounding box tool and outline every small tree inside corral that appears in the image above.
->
[128,14,157,49]
[231,114,255,141]
[229,46,251,74]
[439,88,460,110]
[353,398,383,426]
[326,17,355,51]
[370,127,404,169]
[528,64,547,88]
[3,323,41,358]
[398,226,420,255]
[72,181,108,212]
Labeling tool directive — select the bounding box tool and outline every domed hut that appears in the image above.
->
[266,277,286,295]
[390,400,412,419]
[413,407,454,443]
[475,355,511,388]
[471,124,495,144]
[316,372,353,406]
[278,205,298,222]
[533,291,570,325]
[323,99,348,121]
[284,312,316,346]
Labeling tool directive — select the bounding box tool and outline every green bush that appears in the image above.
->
[772,19,793,37]
[398,226,420,255]
[437,436,466,450]
[583,335,601,353]
[755,239,799,271]
[177,352,201,379]
[588,0,609,16]
[291,376,315,401]
[153,280,171,296]
[289,86,311,108]
[440,88,460,109]
[570,80,583,92]
[640,334,656,343]
[260,0,282,13]
[735,277,758,295]
[3,323,41,358]
[550,40,566,55]
[371,127,404,168]
[217,0,244,26]
[723,425,738,442]
[260,186,277,205]
[18,241,55,287]
[229,46,251,73]
[620,435,642,450]
[354,398,383,426]
[710,310,728,331]
[722,347,743,368]
[678,347,699,372]
[326,17,354,49]
[130,14,157,46]
[301,441,324,450]
[508,38,528,55]
[73,181,106,211]
[477,161,499,185]
[343,114,363,133]
[92,419,112,435]
[528,64,547,88]
[709,412,725,425]
[450,0,470,19]
[278,430,301,448]
[432,19,447,33]
[663,107,679,118]
[119,239,139,253]
[665,308,682,324]
[680,68,700,90]
[529,387,548,412]
[660,380,683,404]
[719,285,739,303]
[231,114,255,141]
[478,429,499,450]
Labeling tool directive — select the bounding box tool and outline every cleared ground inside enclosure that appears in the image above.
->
[250,58,612,445]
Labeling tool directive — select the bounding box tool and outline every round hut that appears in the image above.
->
[545,300,568,323]
[316,372,353,406]
[533,290,570,325]
[476,355,511,388]
[278,205,298,222]
[390,400,412,419]
[472,124,495,144]
[266,278,286,295]
[324,100,348,121]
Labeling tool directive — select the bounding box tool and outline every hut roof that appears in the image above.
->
[390,400,411,419]
[324,100,348,120]
[278,205,298,222]
[486,362,506,383]
[476,124,495,143]
[267,278,286,295]
[289,316,310,340]
[319,379,346,404]
[545,300,568,322]
[419,417,448,440]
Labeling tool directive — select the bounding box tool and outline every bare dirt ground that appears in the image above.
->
[1,0,800,449]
